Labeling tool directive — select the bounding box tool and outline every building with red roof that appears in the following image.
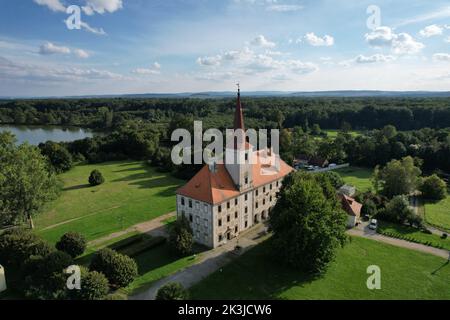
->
[176,87,294,248]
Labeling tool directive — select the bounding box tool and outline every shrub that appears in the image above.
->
[442,233,448,240]
[56,232,87,258]
[89,169,105,186]
[420,174,447,201]
[0,228,54,270]
[361,199,377,217]
[156,282,189,300]
[169,217,194,256]
[90,248,138,288]
[71,267,109,300]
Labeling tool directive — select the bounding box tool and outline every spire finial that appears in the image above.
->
[236,82,240,93]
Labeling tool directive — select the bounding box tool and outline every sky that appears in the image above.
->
[1,0,450,96]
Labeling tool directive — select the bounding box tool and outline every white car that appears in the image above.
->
[369,219,378,230]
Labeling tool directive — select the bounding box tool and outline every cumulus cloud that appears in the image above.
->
[132,62,161,75]
[33,0,66,12]
[39,42,71,55]
[419,24,443,37]
[74,49,90,59]
[82,0,123,15]
[39,42,91,59]
[251,35,276,48]
[304,33,334,47]
[433,53,450,62]
[365,26,424,55]
[354,54,396,64]
[197,55,222,66]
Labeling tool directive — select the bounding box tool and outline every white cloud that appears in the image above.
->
[197,55,222,66]
[266,5,303,12]
[354,54,396,64]
[419,24,443,38]
[251,35,276,48]
[304,33,334,47]
[433,53,450,62]
[82,0,123,14]
[132,62,162,75]
[74,49,90,59]
[39,42,71,55]
[395,6,450,27]
[365,26,424,55]
[33,0,65,12]
[445,36,450,43]
[0,56,123,83]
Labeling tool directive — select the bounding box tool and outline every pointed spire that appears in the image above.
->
[234,83,245,131]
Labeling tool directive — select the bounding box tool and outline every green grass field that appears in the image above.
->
[190,237,450,300]
[324,130,361,138]
[35,161,184,243]
[378,221,450,250]
[425,195,450,232]
[336,166,373,192]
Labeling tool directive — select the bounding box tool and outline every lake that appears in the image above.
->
[0,125,93,145]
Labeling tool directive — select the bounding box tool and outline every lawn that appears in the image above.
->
[378,221,450,250]
[425,195,450,232]
[35,161,184,243]
[121,243,201,296]
[336,166,373,192]
[324,130,361,138]
[190,237,450,300]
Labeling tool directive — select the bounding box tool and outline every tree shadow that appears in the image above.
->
[63,184,91,192]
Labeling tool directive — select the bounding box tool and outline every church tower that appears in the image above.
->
[225,85,253,191]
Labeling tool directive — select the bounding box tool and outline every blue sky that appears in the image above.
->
[1,0,450,96]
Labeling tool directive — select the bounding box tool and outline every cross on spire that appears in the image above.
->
[234,83,245,131]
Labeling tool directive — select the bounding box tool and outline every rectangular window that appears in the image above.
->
[277,181,279,187]
[219,234,223,242]
[245,207,248,214]
[245,153,248,161]
[256,190,259,196]
[235,212,238,219]
[263,187,266,193]
[245,194,248,201]
[245,177,248,184]
[218,219,222,227]
[263,199,266,205]
[255,202,259,209]
[181,197,185,206]
[189,214,193,223]
[227,215,230,223]
[235,226,238,233]
[189,200,192,208]
[235,198,238,205]
[245,221,248,228]
[218,205,222,213]
[270,184,273,190]
[227,202,230,209]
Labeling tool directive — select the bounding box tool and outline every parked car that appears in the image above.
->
[329,163,337,167]
[369,219,378,230]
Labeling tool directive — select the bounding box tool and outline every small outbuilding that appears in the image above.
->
[340,194,362,228]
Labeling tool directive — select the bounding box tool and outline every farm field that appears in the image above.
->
[190,237,450,300]
[35,161,184,243]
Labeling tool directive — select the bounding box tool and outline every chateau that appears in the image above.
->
[176,88,293,248]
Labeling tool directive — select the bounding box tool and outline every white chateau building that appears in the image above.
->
[176,88,293,248]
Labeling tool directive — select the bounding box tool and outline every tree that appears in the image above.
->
[90,248,138,288]
[38,141,73,173]
[382,195,414,224]
[0,228,54,270]
[420,174,447,201]
[0,132,58,228]
[311,124,321,135]
[56,232,87,258]
[373,156,421,198]
[71,267,109,300]
[169,217,194,256]
[269,172,348,275]
[317,171,345,189]
[156,282,189,300]
[361,199,377,217]
[89,169,105,186]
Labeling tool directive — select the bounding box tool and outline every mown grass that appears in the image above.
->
[190,237,450,300]
[336,166,373,192]
[425,194,450,232]
[35,161,184,243]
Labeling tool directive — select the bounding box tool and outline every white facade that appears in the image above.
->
[177,178,283,248]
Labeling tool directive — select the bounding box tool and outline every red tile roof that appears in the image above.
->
[340,194,362,217]
[177,153,294,205]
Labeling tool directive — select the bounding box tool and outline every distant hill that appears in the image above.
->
[2,90,450,100]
